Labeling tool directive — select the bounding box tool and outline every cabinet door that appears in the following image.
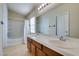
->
[42,46,63,56]
[36,48,46,56]
[27,38,32,52]
[32,40,42,49]
[31,44,36,56]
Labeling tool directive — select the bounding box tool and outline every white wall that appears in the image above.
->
[8,10,25,46]
[8,10,25,38]
[8,20,24,38]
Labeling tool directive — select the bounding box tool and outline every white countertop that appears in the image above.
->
[27,33,79,56]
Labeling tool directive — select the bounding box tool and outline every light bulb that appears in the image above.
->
[41,4,45,7]
[38,7,40,10]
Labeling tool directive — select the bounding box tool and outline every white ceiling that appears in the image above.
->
[8,3,40,16]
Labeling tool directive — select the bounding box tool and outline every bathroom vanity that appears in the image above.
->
[27,37,63,56]
[27,34,79,56]
[27,34,64,56]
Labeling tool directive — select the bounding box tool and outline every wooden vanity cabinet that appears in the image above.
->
[42,46,63,56]
[32,40,42,49]
[27,37,32,52]
[31,43,36,56]
[31,39,46,56]
[27,37,63,56]
[36,48,46,56]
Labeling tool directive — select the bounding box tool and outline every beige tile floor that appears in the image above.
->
[3,44,31,56]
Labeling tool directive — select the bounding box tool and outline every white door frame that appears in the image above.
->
[24,20,30,44]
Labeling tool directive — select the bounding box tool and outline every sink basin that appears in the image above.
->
[31,34,41,38]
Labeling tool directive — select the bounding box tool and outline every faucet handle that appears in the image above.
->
[60,36,63,40]
[59,36,67,41]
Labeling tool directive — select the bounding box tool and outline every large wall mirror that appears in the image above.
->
[36,12,70,37]
[35,4,79,38]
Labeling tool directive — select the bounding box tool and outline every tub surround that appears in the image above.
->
[27,33,79,56]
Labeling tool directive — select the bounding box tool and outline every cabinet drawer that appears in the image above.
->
[32,40,42,49]
[42,46,63,56]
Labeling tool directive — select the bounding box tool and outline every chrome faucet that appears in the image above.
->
[59,36,67,41]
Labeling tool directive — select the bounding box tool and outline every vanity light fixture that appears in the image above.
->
[38,3,50,11]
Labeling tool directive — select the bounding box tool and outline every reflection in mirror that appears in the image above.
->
[36,12,70,38]
[30,17,36,34]
[56,12,69,37]
[35,4,79,38]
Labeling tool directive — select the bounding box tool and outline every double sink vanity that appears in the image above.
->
[27,33,79,56]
